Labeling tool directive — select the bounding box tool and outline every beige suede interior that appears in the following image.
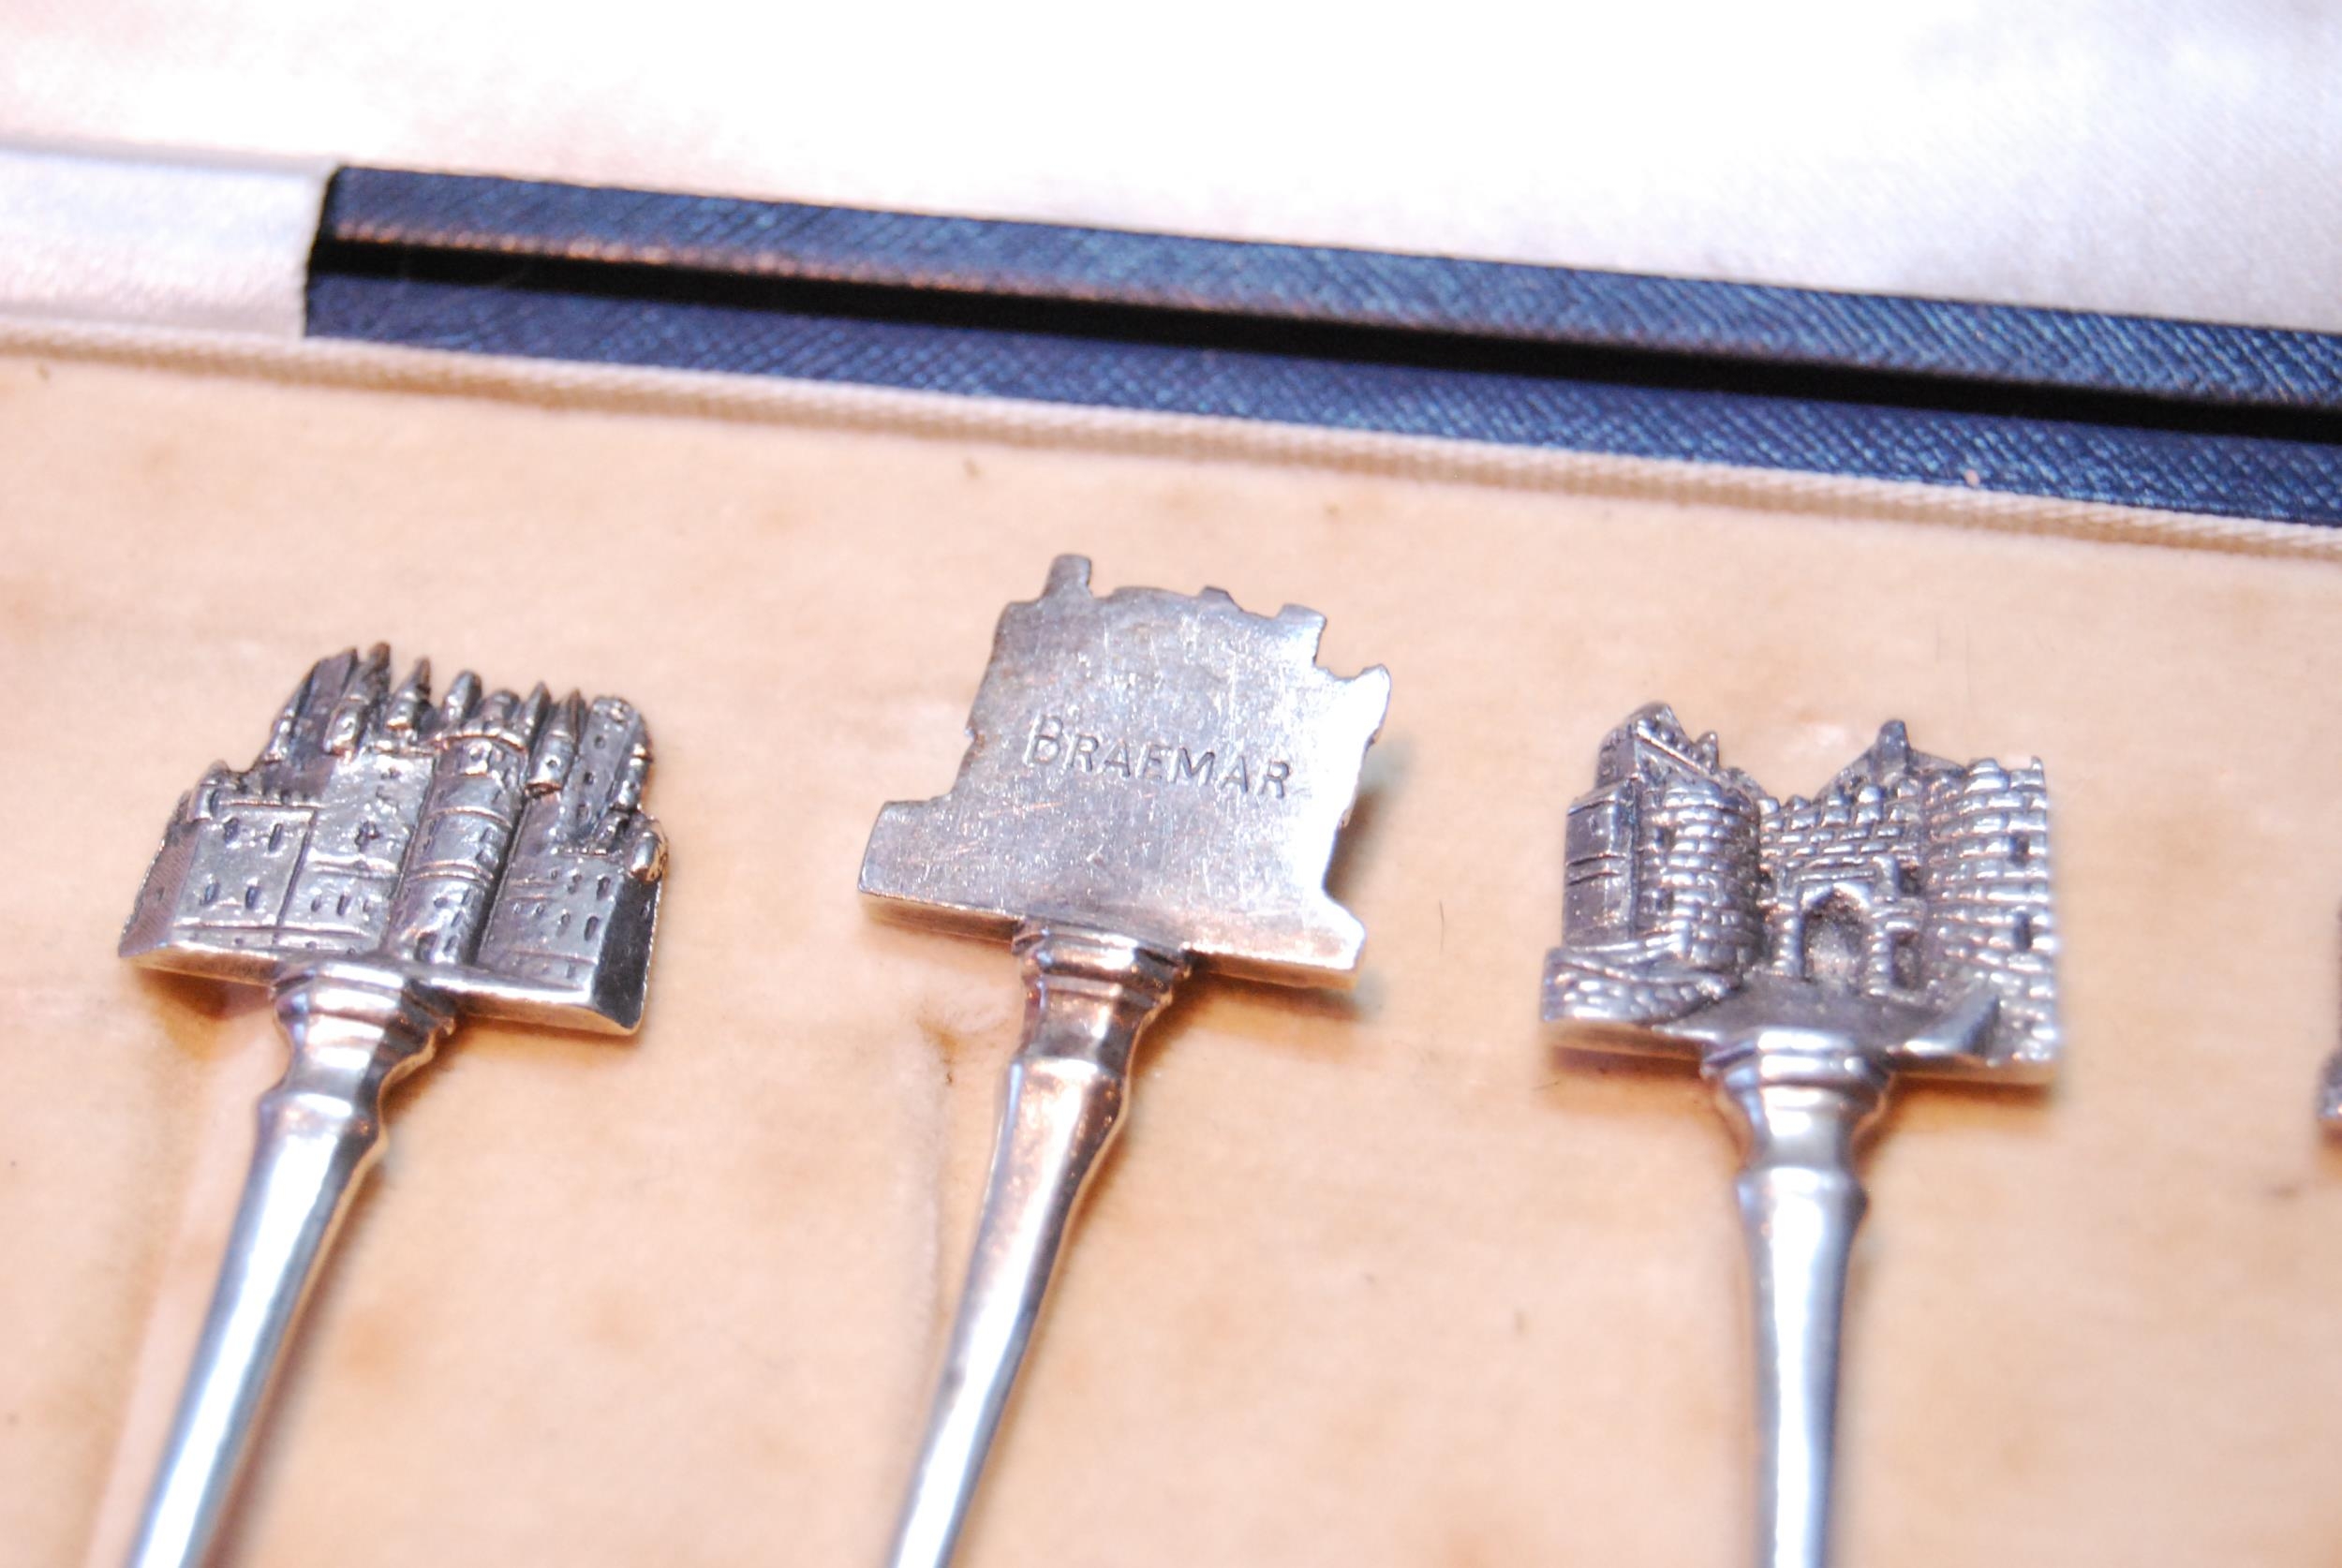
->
[6,343,2341,1567]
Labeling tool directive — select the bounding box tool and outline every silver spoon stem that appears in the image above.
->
[126,965,452,1568]
[886,924,1185,1568]
[1707,1037,1888,1568]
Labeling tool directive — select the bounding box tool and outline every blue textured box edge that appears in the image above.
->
[307,168,2342,526]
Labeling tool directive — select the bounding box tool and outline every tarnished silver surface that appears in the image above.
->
[861,553,1389,984]
[1543,704,2058,1568]
[123,643,664,1028]
[864,556,1386,1568]
[117,645,666,1568]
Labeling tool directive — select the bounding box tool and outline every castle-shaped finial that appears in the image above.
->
[1545,706,2057,1074]
[120,646,667,1030]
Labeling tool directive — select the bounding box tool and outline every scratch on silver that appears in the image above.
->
[116,644,666,1568]
[863,555,1387,1568]
[1542,703,2058,1568]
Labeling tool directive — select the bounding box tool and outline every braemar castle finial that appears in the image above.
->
[861,554,1389,980]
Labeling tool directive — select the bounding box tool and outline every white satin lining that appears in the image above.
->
[0,143,327,337]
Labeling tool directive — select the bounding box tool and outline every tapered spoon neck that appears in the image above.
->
[1703,1034,1889,1568]
[1707,1034,1889,1173]
[126,964,454,1568]
[1014,923,1189,1072]
[885,924,1186,1568]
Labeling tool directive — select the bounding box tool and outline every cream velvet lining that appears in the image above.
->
[5,328,2339,1567]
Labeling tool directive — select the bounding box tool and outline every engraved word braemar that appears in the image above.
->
[1024,713,1292,798]
[863,557,1390,1567]
[860,555,1389,981]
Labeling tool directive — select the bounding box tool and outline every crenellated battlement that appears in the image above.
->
[1545,707,2058,1072]
[121,645,667,1031]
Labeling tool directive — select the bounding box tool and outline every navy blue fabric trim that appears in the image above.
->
[323,167,2342,414]
[306,271,2342,525]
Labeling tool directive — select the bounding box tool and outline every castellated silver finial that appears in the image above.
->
[114,645,666,1568]
[121,643,665,1028]
[1544,703,2057,1568]
[860,552,1386,982]
[864,556,1387,1568]
[1546,703,2057,1073]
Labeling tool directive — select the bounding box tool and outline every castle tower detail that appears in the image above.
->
[1545,705,2057,1072]
[121,645,666,1030]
